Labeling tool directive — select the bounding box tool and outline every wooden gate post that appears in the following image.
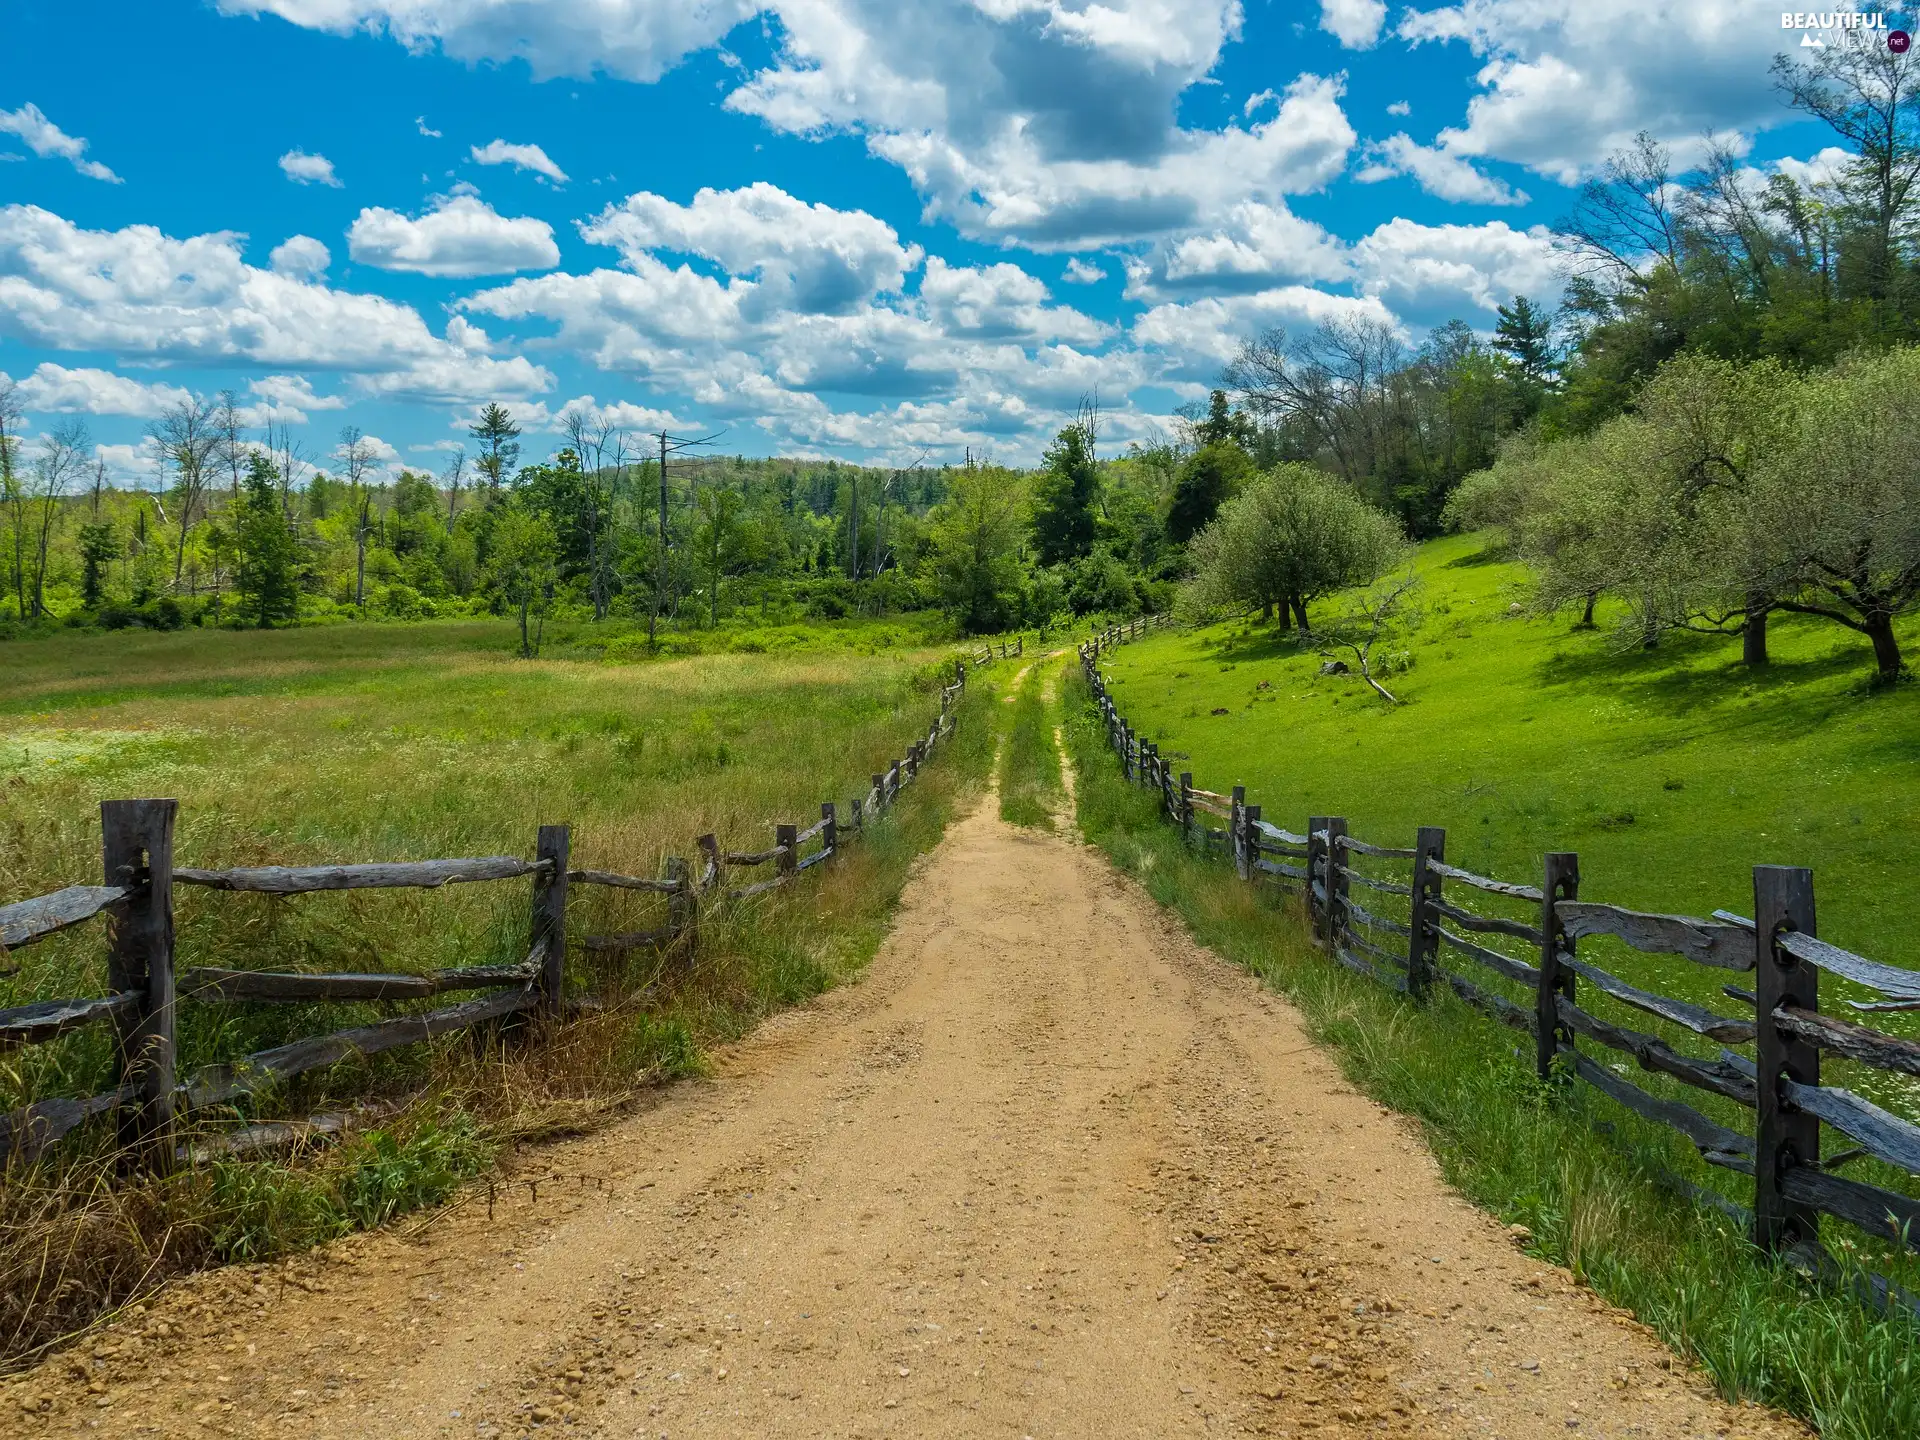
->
[1321,818,1348,953]
[1754,865,1821,1253]
[776,824,799,879]
[102,799,177,1173]
[1306,815,1329,936]
[821,802,838,858]
[1536,852,1579,1080]
[1407,826,1445,1002]
[1231,786,1248,879]
[532,824,570,1019]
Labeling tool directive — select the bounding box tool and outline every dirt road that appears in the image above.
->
[5,737,1803,1438]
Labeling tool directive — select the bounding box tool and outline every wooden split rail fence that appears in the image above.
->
[0,667,977,1172]
[1081,626,1920,1301]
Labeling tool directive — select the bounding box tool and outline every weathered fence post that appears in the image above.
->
[1536,852,1579,1079]
[1753,865,1821,1253]
[532,824,569,1020]
[1231,786,1247,879]
[849,796,864,833]
[821,802,838,859]
[872,773,885,811]
[1407,825,1445,1002]
[665,855,694,946]
[1306,816,1329,934]
[103,798,177,1173]
[697,833,722,894]
[1321,818,1348,954]
[776,824,798,879]
[907,743,920,780]
[955,659,966,686]
[1120,723,1133,780]
[1179,773,1194,844]
[1241,804,1261,884]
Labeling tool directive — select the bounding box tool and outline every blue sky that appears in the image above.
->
[0,1,1858,480]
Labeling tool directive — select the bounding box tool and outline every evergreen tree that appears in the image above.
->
[233,454,299,627]
[470,403,522,499]
[1029,423,1100,566]
[1167,443,1252,545]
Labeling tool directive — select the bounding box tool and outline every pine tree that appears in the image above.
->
[234,454,299,628]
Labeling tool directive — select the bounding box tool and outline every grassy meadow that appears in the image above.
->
[0,614,997,1357]
[1059,661,1920,1440]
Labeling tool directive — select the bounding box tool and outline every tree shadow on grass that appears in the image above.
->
[1532,625,1900,746]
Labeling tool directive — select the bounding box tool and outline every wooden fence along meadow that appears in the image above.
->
[1081,619,1920,1305]
[0,660,982,1172]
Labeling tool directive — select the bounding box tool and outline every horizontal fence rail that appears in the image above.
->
[0,661,986,1172]
[1080,622,1920,1313]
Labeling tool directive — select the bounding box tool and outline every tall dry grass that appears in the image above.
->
[0,618,999,1361]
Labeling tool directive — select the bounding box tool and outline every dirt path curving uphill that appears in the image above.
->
[4,715,1803,1439]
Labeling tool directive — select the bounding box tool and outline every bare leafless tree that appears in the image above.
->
[1313,569,1423,705]
[443,449,468,527]
[23,418,90,618]
[150,395,220,590]
[337,426,380,608]
[1557,131,1686,292]
[1228,317,1409,486]
[0,377,24,620]
[1773,42,1920,304]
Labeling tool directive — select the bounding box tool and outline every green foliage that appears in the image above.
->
[1029,423,1100,566]
[208,1113,491,1263]
[1166,441,1251,544]
[928,461,1028,635]
[486,501,560,656]
[1181,462,1407,629]
[233,454,299,628]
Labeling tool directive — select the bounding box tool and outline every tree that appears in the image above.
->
[1029,422,1100,566]
[25,419,89,618]
[692,478,751,627]
[233,453,299,627]
[1315,570,1423,704]
[1166,442,1252,544]
[487,501,559,657]
[1180,463,1408,632]
[1757,344,1920,682]
[0,377,25,620]
[470,403,522,498]
[929,459,1027,634]
[1493,296,1557,385]
[1772,41,1920,313]
[77,453,118,609]
[150,396,220,590]
[337,426,380,609]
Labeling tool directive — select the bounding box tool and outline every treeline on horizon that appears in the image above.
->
[2,44,1916,674]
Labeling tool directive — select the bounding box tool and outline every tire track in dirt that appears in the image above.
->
[1,717,1806,1440]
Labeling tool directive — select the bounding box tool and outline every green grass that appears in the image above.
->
[0,616,997,1359]
[1104,532,1920,972]
[1062,667,1920,1440]
[997,662,1065,829]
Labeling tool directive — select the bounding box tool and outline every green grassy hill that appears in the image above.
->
[1099,532,1920,978]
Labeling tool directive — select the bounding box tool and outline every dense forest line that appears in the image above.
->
[3,43,1917,668]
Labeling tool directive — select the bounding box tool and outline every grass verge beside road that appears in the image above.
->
[0,621,997,1362]
[1061,665,1920,1440]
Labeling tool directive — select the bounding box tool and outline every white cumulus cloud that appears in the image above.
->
[1062,258,1106,284]
[10,363,192,418]
[1398,0,1794,184]
[0,103,120,182]
[1319,0,1387,49]
[0,204,552,403]
[582,183,920,314]
[471,138,569,184]
[1356,133,1529,206]
[279,149,342,186]
[348,193,560,277]
[215,0,758,82]
[269,234,332,280]
[1352,217,1563,316]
